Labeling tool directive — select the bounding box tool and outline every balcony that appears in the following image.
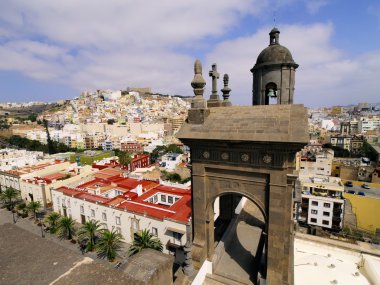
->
[333,208,342,215]
[332,216,341,223]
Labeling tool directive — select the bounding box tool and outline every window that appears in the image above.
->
[132,219,139,231]
[168,196,173,204]
[102,212,107,221]
[173,232,182,241]
[311,201,318,206]
[310,218,317,223]
[67,199,71,208]
[91,209,95,217]
[311,210,318,215]
[152,227,158,236]
[80,205,84,214]
[116,216,121,225]
[322,220,329,225]
[323,211,330,217]
[116,227,121,234]
[324,203,331,208]
[154,195,158,203]
[161,195,166,202]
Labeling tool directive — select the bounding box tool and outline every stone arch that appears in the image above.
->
[207,190,267,224]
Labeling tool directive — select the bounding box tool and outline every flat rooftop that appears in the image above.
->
[295,236,380,285]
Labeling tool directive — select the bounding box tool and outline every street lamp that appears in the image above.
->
[12,210,19,224]
[37,212,45,238]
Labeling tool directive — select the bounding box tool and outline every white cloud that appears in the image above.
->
[0,1,379,107]
[0,0,265,97]
[305,0,329,14]
[205,23,380,107]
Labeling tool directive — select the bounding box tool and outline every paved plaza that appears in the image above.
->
[0,208,131,285]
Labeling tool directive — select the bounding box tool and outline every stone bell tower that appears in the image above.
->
[251,28,299,105]
[177,58,308,285]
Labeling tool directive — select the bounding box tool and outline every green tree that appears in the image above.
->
[118,151,133,166]
[151,145,167,162]
[16,202,28,217]
[0,187,20,210]
[27,114,37,122]
[361,142,378,162]
[128,229,163,256]
[167,144,183,154]
[27,201,42,221]
[44,212,61,234]
[96,229,124,261]
[0,119,10,130]
[77,220,102,251]
[43,119,56,154]
[107,119,115,125]
[57,216,76,240]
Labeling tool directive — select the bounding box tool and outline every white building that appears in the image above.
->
[51,172,191,260]
[0,149,44,171]
[297,175,345,230]
[358,116,380,134]
[297,147,334,176]
[160,152,182,171]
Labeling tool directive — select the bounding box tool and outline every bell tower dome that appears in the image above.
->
[251,28,299,105]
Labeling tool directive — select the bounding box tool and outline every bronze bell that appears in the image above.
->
[267,88,277,98]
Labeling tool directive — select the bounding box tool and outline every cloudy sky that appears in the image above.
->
[0,0,379,107]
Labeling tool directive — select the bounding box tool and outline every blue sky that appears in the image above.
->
[0,0,379,107]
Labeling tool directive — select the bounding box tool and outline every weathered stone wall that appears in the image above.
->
[122,249,174,285]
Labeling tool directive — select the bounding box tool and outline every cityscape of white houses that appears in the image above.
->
[297,175,345,230]
[51,167,191,259]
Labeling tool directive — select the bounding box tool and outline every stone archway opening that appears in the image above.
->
[265,82,278,105]
[210,193,267,285]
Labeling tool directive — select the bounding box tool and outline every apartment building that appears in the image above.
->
[297,175,345,231]
[358,116,380,134]
[297,147,334,176]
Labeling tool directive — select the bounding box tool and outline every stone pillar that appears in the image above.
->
[266,181,293,285]
[191,163,208,269]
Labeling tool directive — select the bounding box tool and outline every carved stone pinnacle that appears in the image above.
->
[191,59,206,97]
[221,73,232,106]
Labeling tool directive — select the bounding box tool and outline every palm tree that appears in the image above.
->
[77,220,101,251]
[16,202,28,217]
[57,216,76,240]
[128,229,163,256]
[95,229,124,261]
[0,187,20,210]
[27,201,42,221]
[44,212,60,234]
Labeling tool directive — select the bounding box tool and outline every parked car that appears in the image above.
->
[345,181,353,187]
[347,190,356,194]
[361,184,370,189]
[357,191,366,196]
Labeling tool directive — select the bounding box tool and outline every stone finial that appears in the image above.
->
[191,59,206,97]
[221,74,232,106]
